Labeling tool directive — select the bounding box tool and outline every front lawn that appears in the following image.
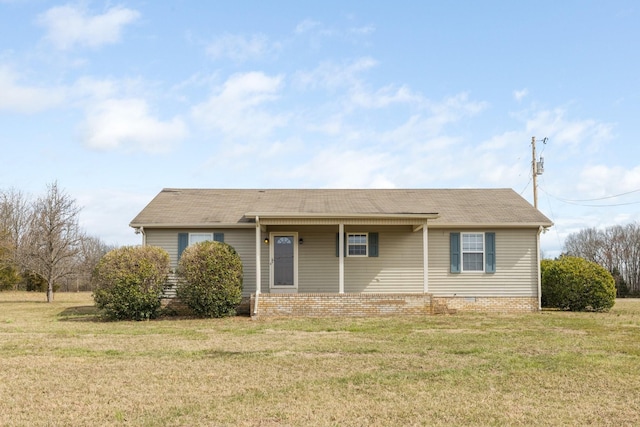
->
[1,292,639,426]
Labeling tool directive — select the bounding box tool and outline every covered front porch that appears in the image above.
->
[247,211,439,317]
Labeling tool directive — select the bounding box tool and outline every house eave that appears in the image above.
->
[428,222,554,229]
[129,222,255,229]
[244,212,440,220]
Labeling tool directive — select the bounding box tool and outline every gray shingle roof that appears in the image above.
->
[130,188,553,228]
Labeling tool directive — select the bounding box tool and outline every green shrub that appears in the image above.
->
[92,246,170,320]
[541,256,616,312]
[22,271,53,292]
[0,264,21,291]
[176,241,243,318]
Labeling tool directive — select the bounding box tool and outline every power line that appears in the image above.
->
[519,177,532,196]
[543,187,640,203]
[539,186,640,207]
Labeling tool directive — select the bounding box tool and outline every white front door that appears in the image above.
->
[270,232,298,291]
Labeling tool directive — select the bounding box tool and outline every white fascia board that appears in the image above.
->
[244,212,439,220]
[129,223,255,229]
[427,222,554,229]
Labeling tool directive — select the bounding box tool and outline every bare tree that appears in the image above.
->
[20,182,83,302]
[0,189,31,290]
[564,222,640,294]
[74,235,114,291]
[0,188,31,255]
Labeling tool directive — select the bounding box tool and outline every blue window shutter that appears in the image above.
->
[368,232,379,257]
[485,232,496,273]
[213,232,224,242]
[178,233,188,260]
[450,232,460,273]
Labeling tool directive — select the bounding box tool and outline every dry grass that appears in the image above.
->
[1,292,640,426]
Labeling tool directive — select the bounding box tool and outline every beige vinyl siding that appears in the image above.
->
[343,226,424,293]
[266,225,424,293]
[145,228,258,296]
[427,228,538,297]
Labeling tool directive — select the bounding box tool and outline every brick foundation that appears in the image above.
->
[252,293,433,318]
[432,296,539,313]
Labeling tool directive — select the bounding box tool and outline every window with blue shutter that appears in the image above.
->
[336,232,378,257]
[450,232,461,273]
[213,233,224,242]
[452,232,496,273]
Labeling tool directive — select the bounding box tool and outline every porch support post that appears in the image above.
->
[339,223,345,294]
[255,216,261,297]
[423,223,429,293]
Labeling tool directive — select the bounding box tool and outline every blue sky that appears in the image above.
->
[1,1,639,257]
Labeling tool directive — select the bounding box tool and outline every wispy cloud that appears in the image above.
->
[0,66,66,112]
[295,19,322,34]
[513,88,528,101]
[191,71,288,139]
[37,4,140,50]
[524,108,614,152]
[293,18,375,47]
[577,164,640,197]
[80,98,187,153]
[206,33,280,62]
[294,57,378,90]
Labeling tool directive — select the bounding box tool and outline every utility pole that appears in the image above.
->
[532,136,538,208]
[531,136,545,209]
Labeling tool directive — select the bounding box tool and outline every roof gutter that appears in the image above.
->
[243,212,440,220]
[129,223,256,229]
[427,222,554,229]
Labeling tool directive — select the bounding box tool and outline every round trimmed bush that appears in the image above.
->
[93,246,170,320]
[541,256,615,312]
[176,241,243,318]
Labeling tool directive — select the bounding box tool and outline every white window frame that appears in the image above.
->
[461,232,485,273]
[347,232,368,257]
[189,233,213,246]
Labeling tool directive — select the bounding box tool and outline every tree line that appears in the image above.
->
[0,182,114,301]
[564,222,640,296]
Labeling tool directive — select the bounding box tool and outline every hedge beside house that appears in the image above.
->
[541,256,615,312]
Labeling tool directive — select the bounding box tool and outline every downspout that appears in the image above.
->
[537,226,543,310]
[136,226,146,246]
[253,216,261,316]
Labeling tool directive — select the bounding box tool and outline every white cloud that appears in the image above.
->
[350,84,421,109]
[287,147,395,188]
[206,33,280,62]
[577,164,640,197]
[81,98,188,153]
[295,19,321,34]
[377,93,487,148]
[0,66,66,112]
[513,88,528,101]
[349,25,375,36]
[524,108,614,150]
[191,71,287,139]
[294,57,378,90]
[37,4,140,50]
[294,19,374,42]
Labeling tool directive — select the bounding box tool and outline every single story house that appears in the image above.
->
[129,188,553,317]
